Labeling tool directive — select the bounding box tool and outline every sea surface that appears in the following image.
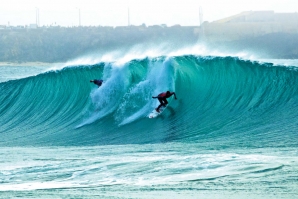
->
[0,51,298,198]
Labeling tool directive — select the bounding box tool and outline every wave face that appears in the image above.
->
[1,56,298,147]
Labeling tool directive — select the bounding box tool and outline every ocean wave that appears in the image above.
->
[1,55,298,147]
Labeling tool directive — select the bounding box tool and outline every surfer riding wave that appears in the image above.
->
[152,91,177,113]
[90,79,103,87]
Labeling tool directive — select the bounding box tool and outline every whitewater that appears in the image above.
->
[0,46,297,198]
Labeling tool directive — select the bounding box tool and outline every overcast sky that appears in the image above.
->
[0,0,297,27]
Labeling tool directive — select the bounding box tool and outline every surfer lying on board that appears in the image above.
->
[152,91,177,113]
[90,79,103,87]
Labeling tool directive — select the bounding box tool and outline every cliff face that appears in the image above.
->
[196,11,298,58]
[200,11,298,41]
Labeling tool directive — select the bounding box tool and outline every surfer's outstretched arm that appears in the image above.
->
[171,92,177,99]
[152,96,158,99]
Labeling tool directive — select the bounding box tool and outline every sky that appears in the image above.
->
[0,0,297,27]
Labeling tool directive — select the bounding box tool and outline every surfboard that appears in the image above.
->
[148,105,167,118]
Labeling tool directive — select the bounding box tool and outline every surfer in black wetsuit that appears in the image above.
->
[90,79,103,87]
[152,91,177,113]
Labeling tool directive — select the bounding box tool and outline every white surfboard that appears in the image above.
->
[148,105,167,118]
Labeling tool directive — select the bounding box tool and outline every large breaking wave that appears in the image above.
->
[1,55,298,147]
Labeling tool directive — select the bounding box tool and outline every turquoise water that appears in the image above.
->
[0,145,297,198]
[0,55,297,198]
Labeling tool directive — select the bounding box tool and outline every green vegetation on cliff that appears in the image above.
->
[0,26,197,63]
[1,25,298,63]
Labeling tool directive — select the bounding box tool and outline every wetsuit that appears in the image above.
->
[153,91,177,112]
[91,79,103,87]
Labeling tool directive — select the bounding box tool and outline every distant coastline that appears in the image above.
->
[0,62,55,66]
[0,25,197,63]
[1,11,298,62]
